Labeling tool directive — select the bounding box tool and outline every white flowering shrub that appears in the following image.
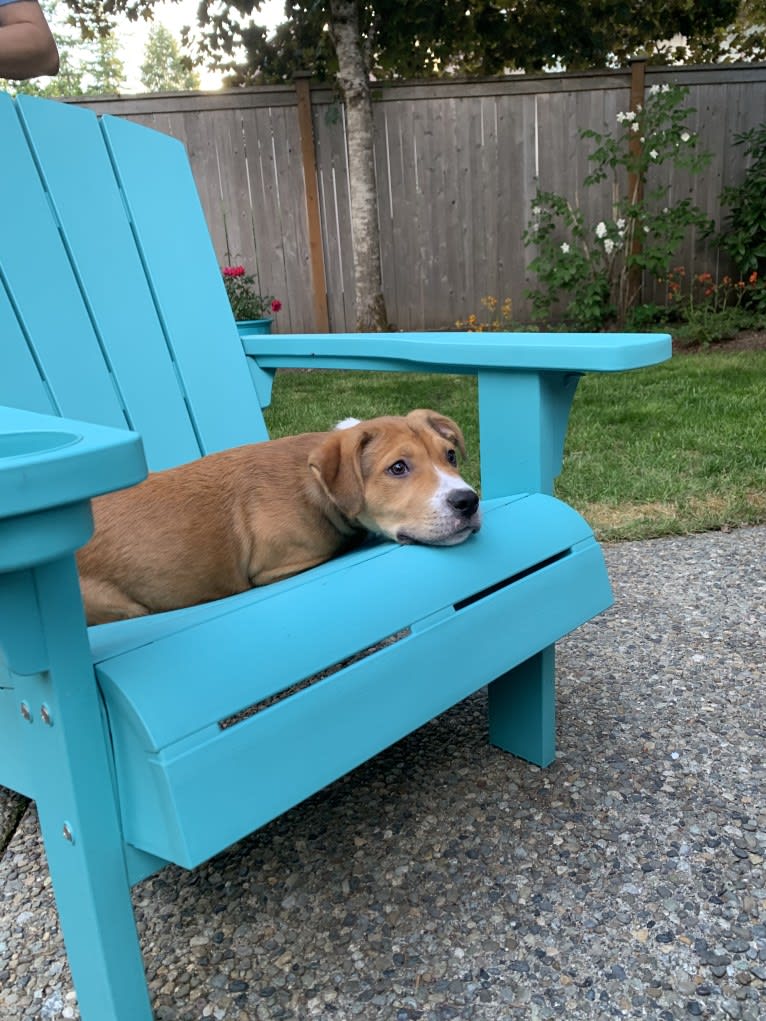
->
[522,84,713,329]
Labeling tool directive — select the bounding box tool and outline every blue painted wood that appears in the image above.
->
[241,330,672,373]
[0,281,54,415]
[101,528,611,868]
[3,556,151,1021]
[0,406,146,519]
[488,647,557,767]
[0,93,673,1020]
[100,114,269,453]
[0,94,126,427]
[18,96,203,470]
[477,369,581,497]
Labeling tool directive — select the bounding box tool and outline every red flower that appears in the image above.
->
[223,265,246,277]
[271,299,282,313]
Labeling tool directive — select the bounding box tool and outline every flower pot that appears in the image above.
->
[236,317,273,337]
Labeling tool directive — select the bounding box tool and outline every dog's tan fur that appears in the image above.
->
[77,409,480,625]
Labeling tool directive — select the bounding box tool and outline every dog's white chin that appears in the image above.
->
[395,523,480,547]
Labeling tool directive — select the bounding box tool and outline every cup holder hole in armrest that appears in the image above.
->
[0,431,82,459]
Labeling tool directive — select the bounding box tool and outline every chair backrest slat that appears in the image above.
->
[100,112,268,457]
[1,94,128,429]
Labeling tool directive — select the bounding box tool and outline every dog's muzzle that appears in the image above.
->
[396,487,482,546]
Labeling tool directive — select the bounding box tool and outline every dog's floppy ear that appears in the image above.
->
[309,426,372,519]
[407,409,466,457]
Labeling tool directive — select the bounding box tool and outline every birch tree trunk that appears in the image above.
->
[329,0,389,331]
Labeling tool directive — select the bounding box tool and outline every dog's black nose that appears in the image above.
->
[448,488,479,517]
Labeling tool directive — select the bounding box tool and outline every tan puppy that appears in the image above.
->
[77,410,481,625]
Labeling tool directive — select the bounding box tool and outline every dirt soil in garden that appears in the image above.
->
[673,328,766,355]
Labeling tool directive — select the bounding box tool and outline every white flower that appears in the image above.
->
[560,242,570,254]
[625,110,636,121]
[616,218,626,232]
[643,226,650,233]
[680,131,691,143]
[662,83,671,93]
[631,122,640,133]
[662,207,669,214]
[604,238,615,255]
[595,221,608,239]
[532,205,541,216]
[649,84,660,96]
[649,149,659,160]
[617,112,627,123]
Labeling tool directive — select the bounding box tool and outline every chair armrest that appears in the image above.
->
[244,330,671,497]
[0,406,146,571]
[241,330,672,374]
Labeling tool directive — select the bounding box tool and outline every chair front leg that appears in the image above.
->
[487,645,556,767]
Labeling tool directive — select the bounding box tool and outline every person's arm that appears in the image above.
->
[0,0,59,79]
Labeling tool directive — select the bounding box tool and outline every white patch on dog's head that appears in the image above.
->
[334,417,361,431]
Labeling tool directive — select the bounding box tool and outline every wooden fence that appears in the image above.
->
[73,62,766,332]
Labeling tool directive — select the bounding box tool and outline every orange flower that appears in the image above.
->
[749,271,758,284]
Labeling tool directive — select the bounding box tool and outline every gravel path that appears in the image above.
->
[1,527,764,1021]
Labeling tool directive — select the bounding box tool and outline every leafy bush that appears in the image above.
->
[617,265,766,344]
[719,124,766,278]
[523,84,713,329]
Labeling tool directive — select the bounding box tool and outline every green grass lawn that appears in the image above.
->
[264,347,766,541]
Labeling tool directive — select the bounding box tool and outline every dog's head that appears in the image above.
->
[309,409,481,546]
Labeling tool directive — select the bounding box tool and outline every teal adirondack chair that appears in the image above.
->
[0,93,671,1020]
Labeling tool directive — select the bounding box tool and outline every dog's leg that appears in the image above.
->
[79,577,150,626]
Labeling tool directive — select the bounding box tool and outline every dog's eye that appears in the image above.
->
[387,460,409,477]
[446,449,458,467]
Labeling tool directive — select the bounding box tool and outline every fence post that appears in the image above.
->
[627,56,647,311]
[294,73,330,332]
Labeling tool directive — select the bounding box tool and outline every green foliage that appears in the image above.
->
[658,267,766,345]
[44,0,766,88]
[523,84,713,329]
[166,0,762,85]
[141,25,199,92]
[221,264,281,321]
[80,32,125,94]
[718,124,766,276]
